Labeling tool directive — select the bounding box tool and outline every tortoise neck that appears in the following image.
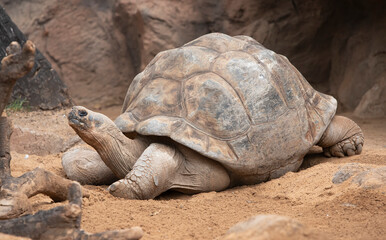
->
[94,129,149,179]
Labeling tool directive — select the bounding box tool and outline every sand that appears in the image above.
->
[7,109,386,240]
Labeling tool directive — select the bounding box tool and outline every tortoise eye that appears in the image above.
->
[78,110,88,117]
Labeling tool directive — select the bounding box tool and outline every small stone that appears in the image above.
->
[223,214,326,240]
[332,163,386,190]
[341,203,356,208]
[150,210,161,216]
[332,163,369,184]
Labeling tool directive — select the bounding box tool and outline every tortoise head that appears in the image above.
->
[68,106,117,146]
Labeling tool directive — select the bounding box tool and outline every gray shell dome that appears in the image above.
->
[115,33,337,181]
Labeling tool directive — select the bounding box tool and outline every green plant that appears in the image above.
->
[6,97,29,111]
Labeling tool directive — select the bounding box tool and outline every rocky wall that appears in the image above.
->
[1,0,385,117]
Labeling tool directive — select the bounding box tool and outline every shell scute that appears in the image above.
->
[184,33,247,53]
[169,122,237,162]
[128,78,182,121]
[135,116,184,137]
[153,46,217,80]
[212,51,287,123]
[185,72,250,139]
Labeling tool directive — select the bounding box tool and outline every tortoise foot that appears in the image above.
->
[108,143,184,199]
[108,178,142,199]
[323,133,364,157]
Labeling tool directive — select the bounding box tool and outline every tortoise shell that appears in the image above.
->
[115,33,336,180]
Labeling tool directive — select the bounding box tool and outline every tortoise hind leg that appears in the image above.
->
[317,115,364,157]
[62,147,117,185]
[108,143,230,199]
[172,144,230,194]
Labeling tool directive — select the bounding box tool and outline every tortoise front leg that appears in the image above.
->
[317,115,364,157]
[108,143,184,199]
[108,143,231,199]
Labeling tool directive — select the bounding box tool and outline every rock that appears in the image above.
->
[332,163,386,190]
[354,79,386,118]
[0,6,71,110]
[11,124,80,156]
[113,0,144,74]
[351,167,386,190]
[223,215,325,240]
[1,0,385,116]
[62,147,117,185]
[332,163,371,184]
[123,0,213,69]
[329,2,386,112]
[9,110,81,156]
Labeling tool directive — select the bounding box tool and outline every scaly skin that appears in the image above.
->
[108,143,184,199]
[67,107,149,179]
[107,143,231,199]
[317,115,364,157]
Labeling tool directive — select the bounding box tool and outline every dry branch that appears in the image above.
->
[0,41,81,219]
[0,40,35,115]
[0,167,81,219]
[0,183,143,240]
[0,41,143,239]
[0,114,11,178]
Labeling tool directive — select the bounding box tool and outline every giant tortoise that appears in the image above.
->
[63,33,364,199]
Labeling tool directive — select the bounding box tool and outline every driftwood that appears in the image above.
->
[0,41,143,239]
[0,40,76,219]
[0,41,35,115]
[0,183,143,240]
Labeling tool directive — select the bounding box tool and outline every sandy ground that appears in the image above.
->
[7,109,386,240]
